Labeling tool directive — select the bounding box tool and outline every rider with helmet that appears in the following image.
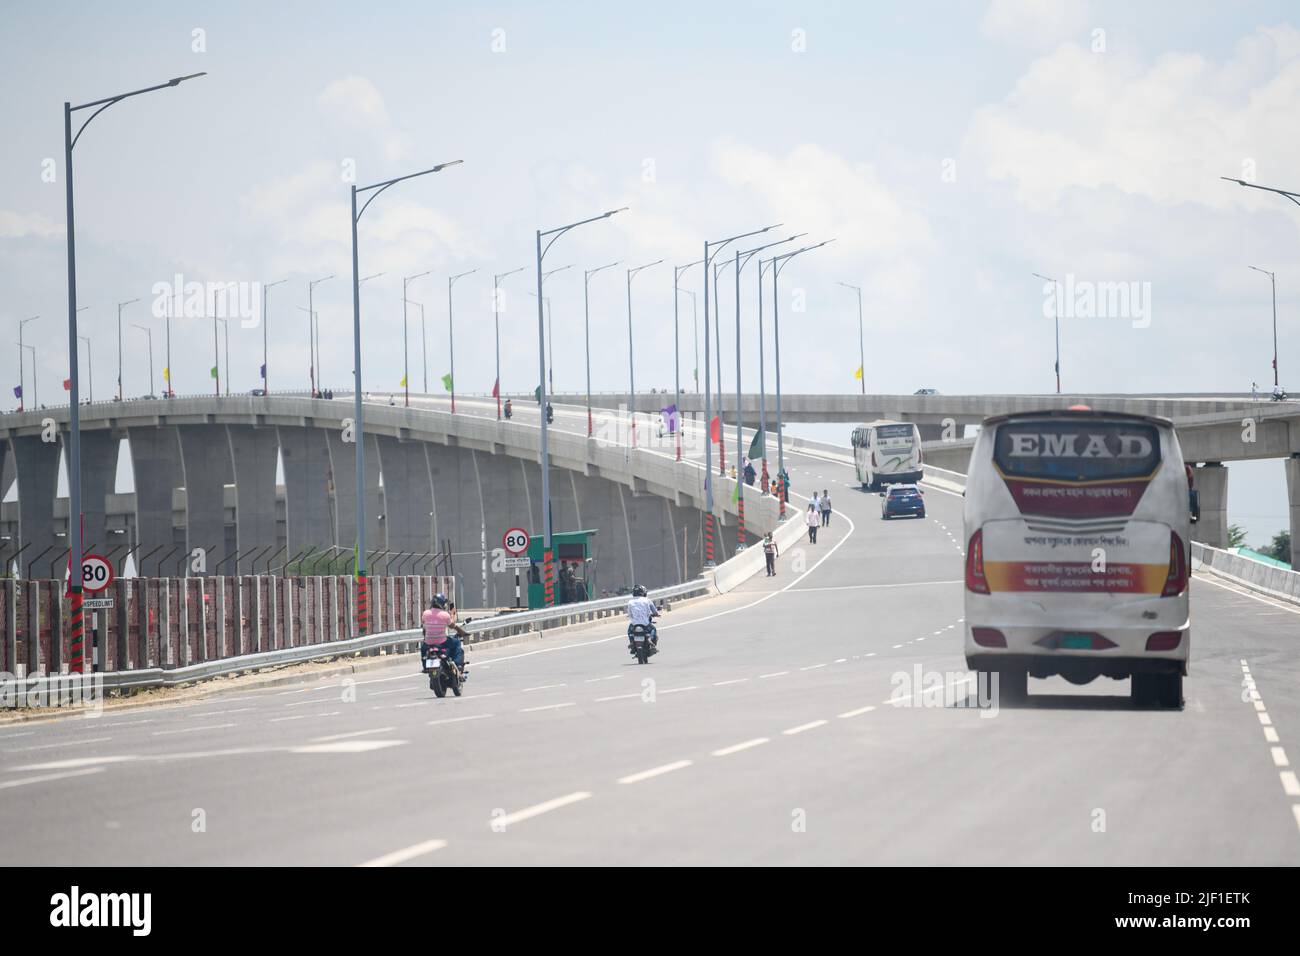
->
[422,593,467,675]
[626,584,659,655]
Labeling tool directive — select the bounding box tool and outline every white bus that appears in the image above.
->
[963,409,1192,708]
[851,420,923,491]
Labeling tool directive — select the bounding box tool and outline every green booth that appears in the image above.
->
[526,529,597,609]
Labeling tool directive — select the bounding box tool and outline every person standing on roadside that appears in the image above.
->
[806,502,819,544]
[763,532,778,576]
[820,489,832,527]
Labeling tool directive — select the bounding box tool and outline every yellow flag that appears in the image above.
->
[854,365,863,381]
[163,367,170,381]
[399,375,407,387]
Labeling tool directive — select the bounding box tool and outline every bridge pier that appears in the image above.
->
[279,426,332,560]
[1286,455,1300,568]
[129,427,182,577]
[9,435,60,578]
[426,444,485,603]
[68,430,119,563]
[178,425,234,575]
[1193,463,1229,549]
[227,425,280,574]
[325,430,383,559]
[374,437,434,560]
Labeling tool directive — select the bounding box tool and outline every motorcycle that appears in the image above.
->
[1271,388,1289,402]
[627,623,658,664]
[421,642,464,698]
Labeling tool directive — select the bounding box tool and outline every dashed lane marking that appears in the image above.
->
[358,839,448,868]
[617,760,693,784]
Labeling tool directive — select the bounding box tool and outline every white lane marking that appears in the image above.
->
[891,644,903,649]
[759,671,788,679]
[428,714,494,726]
[585,676,621,683]
[713,678,749,686]
[1195,572,1300,615]
[6,736,113,752]
[617,760,693,784]
[492,791,592,829]
[800,664,826,672]
[368,687,421,698]
[311,726,396,743]
[152,723,237,736]
[712,737,770,757]
[1265,727,1280,743]
[1272,747,1290,768]
[838,705,876,718]
[0,766,107,789]
[269,712,340,723]
[519,702,575,713]
[100,719,154,727]
[395,701,433,709]
[285,698,339,708]
[289,739,406,754]
[835,658,847,664]
[785,579,962,594]
[782,720,828,736]
[865,652,877,657]
[188,708,255,718]
[0,731,36,740]
[523,684,566,693]
[1260,713,1273,725]
[660,686,699,695]
[595,693,640,702]
[1255,701,1267,712]
[1281,771,1300,796]
[358,839,448,868]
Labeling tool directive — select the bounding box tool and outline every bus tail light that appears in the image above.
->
[1146,631,1183,651]
[971,627,1006,647]
[1161,531,1187,597]
[966,529,989,594]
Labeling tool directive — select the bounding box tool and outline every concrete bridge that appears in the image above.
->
[0,395,783,605]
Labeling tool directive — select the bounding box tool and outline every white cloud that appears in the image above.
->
[317,75,408,163]
[982,0,1091,47]
[963,25,1300,212]
[0,209,64,240]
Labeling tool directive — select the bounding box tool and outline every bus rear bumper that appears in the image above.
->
[964,623,1189,681]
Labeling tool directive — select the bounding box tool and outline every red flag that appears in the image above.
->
[709,415,721,443]
[492,378,500,398]
[63,378,72,391]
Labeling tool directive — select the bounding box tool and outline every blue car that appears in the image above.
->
[881,483,926,520]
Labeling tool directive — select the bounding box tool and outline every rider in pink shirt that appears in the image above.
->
[421,594,464,669]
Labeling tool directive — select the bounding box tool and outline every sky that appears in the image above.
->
[2,0,1298,546]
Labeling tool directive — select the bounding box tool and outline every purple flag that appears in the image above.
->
[12,385,21,399]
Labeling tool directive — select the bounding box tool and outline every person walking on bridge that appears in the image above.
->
[806,503,819,544]
[820,489,832,527]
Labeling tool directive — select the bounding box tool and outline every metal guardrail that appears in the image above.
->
[1,576,716,703]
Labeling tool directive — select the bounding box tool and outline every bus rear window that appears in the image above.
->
[876,425,914,442]
[993,420,1161,482]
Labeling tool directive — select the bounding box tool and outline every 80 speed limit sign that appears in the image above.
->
[80,554,115,593]
[502,528,530,556]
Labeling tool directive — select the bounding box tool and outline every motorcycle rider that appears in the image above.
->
[626,584,659,654]
[421,593,467,675]
[545,402,555,424]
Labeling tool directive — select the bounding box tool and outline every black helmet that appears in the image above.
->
[430,593,448,610]
[632,584,647,597]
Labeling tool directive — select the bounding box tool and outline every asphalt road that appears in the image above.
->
[2,422,1298,865]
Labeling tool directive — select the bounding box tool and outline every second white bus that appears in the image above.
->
[851,420,923,491]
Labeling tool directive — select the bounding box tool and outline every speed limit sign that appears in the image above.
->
[502,527,530,556]
[80,554,115,593]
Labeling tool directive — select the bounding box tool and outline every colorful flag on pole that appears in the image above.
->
[210,366,218,379]
[709,415,721,443]
[12,385,21,399]
[661,404,678,434]
[441,373,453,392]
[534,385,542,403]
[492,379,500,398]
[399,375,407,388]
[260,363,266,379]
[854,365,863,381]
[731,477,741,504]
[163,367,170,381]
[747,428,764,461]
[63,378,71,391]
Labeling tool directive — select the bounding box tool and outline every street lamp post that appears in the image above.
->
[767,239,836,517]
[17,316,37,410]
[583,261,620,436]
[164,292,175,398]
[673,261,703,460]
[16,343,36,410]
[307,273,333,395]
[217,318,231,396]
[116,299,139,401]
[535,208,627,605]
[1032,272,1062,394]
[537,264,573,397]
[349,160,462,635]
[132,324,154,396]
[261,277,287,393]
[626,259,663,448]
[63,73,205,670]
[447,268,477,413]
[78,335,93,403]
[1248,266,1280,388]
[492,266,526,420]
[702,224,780,565]
[402,271,431,407]
[836,281,866,394]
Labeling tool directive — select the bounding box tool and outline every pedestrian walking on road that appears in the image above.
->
[806,503,819,544]
[763,532,778,576]
[820,490,832,527]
